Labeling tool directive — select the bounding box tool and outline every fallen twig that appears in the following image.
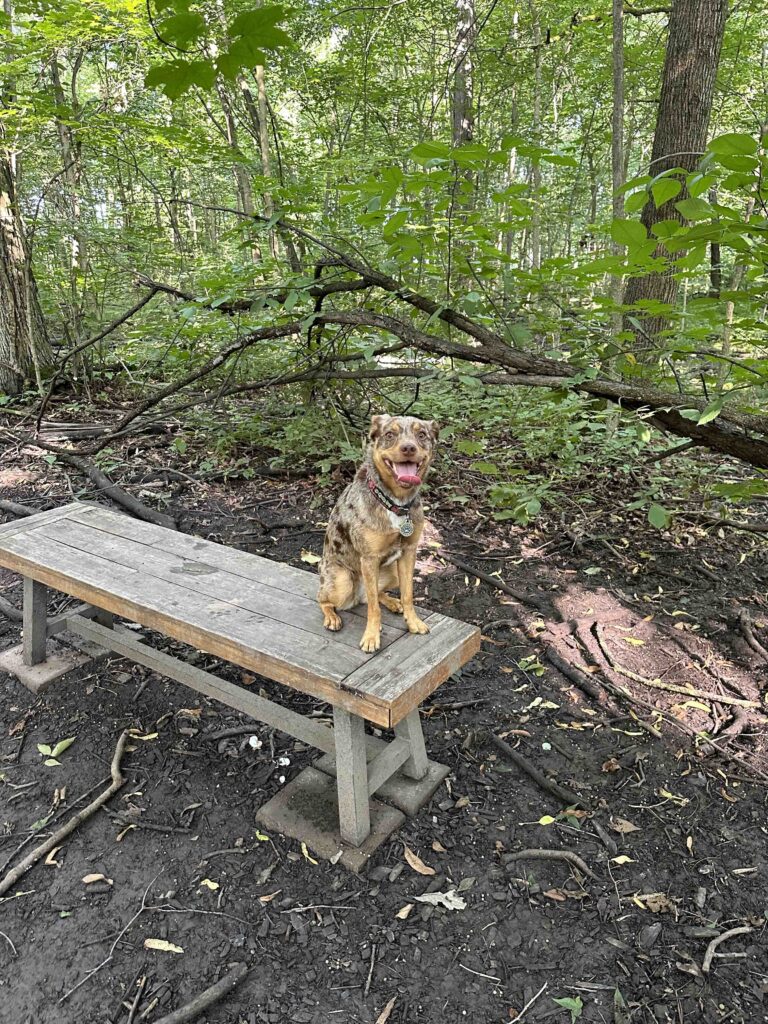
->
[0,499,39,518]
[0,595,23,623]
[489,733,588,809]
[0,732,129,897]
[149,962,249,1024]
[702,925,753,973]
[509,981,548,1022]
[0,929,18,958]
[737,611,768,664]
[503,847,596,880]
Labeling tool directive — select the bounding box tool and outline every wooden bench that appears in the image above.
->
[0,502,480,869]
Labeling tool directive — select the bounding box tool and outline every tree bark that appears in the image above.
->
[610,0,625,330]
[451,0,475,148]
[623,0,728,349]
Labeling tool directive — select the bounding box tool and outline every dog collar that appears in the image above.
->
[366,473,416,536]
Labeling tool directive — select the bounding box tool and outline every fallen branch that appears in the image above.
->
[702,925,753,973]
[29,440,177,530]
[489,733,588,809]
[0,499,38,518]
[502,848,596,880]
[0,731,130,897]
[0,595,23,623]
[150,962,249,1024]
[737,611,768,664]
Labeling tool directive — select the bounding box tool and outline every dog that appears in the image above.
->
[317,414,439,652]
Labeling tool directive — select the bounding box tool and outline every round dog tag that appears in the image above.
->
[399,518,414,537]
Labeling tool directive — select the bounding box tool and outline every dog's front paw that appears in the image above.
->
[360,630,381,653]
[405,615,430,635]
[323,609,342,631]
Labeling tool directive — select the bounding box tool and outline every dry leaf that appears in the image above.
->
[144,938,184,953]
[432,841,447,853]
[623,636,645,646]
[454,795,470,809]
[200,878,219,891]
[637,892,674,914]
[300,550,321,565]
[45,846,62,868]
[611,816,640,834]
[82,873,113,885]
[395,903,414,920]
[404,846,435,876]
[611,855,634,865]
[601,758,622,773]
[259,890,281,904]
[301,842,318,865]
[414,889,467,910]
[375,996,397,1024]
[543,888,567,901]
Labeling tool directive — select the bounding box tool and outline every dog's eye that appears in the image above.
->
[418,431,428,442]
[383,432,395,443]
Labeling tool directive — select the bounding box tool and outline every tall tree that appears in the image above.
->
[622,0,728,348]
[0,0,50,394]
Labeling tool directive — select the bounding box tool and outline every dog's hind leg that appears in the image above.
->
[318,564,355,631]
[378,562,403,614]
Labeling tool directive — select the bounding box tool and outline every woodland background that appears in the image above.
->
[1,0,767,527]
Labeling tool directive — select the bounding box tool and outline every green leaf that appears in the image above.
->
[409,141,450,163]
[610,218,646,248]
[50,737,76,758]
[697,401,723,425]
[648,504,670,529]
[708,132,757,156]
[144,59,217,100]
[229,6,292,47]
[624,191,648,214]
[651,179,682,208]
[44,758,61,767]
[675,197,714,221]
[37,744,52,756]
[455,440,485,456]
[157,11,206,47]
[470,460,500,476]
[552,996,583,1021]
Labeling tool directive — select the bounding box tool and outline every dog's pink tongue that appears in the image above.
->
[393,462,421,486]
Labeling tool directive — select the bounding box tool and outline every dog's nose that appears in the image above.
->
[399,442,417,457]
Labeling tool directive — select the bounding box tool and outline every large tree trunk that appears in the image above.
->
[623,0,728,349]
[0,153,51,394]
[451,0,475,148]
[610,0,625,332]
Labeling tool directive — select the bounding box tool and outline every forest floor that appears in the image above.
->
[1,419,767,1024]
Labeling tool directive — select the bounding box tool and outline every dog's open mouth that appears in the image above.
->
[385,460,423,486]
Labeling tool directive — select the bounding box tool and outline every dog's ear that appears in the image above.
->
[426,420,440,443]
[369,414,388,441]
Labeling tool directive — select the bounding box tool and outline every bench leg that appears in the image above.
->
[393,710,429,780]
[23,578,48,667]
[333,707,370,846]
[93,607,114,629]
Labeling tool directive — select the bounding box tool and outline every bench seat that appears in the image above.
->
[0,502,480,867]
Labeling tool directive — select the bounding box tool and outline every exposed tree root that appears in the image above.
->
[502,848,597,880]
[488,732,588,809]
[150,962,249,1024]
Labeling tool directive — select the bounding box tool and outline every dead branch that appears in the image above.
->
[29,440,177,530]
[150,962,249,1024]
[0,731,130,898]
[702,925,753,972]
[0,595,23,623]
[502,848,597,880]
[737,611,768,663]
[489,733,588,809]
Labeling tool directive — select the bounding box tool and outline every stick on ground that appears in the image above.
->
[489,733,588,810]
[503,847,597,880]
[150,962,249,1024]
[0,731,130,897]
[702,925,753,973]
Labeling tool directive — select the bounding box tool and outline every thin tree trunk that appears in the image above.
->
[610,0,625,333]
[622,0,728,350]
[451,0,475,148]
[529,5,542,271]
[0,0,50,394]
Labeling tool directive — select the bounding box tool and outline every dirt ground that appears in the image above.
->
[1,435,767,1024]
